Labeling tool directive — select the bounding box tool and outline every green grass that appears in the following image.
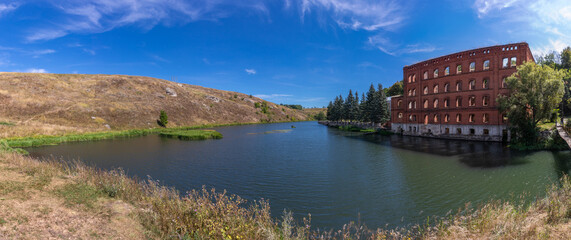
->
[159,129,223,140]
[538,121,556,131]
[0,121,15,126]
[56,183,101,209]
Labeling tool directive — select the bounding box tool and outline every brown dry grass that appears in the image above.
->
[0,72,309,138]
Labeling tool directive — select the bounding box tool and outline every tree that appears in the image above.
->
[363,84,377,122]
[536,51,561,69]
[343,90,354,121]
[326,101,333,121]
[561,47,571,70]
[158,110,168,127]
[498,62,565,145]
[385,80,404,97]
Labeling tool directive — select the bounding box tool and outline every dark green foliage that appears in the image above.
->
[158,110,168,128]
[159,130,223,140]
[260,101,269,114]
[313,111,326,121]
[384,80,404,97]
[561,47,571,70]
[326,84,390,124]
[280,104,303,110]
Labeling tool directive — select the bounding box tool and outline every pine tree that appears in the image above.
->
[377,83,389,124]
[364,84,377,122]
[354,91,361,122]
[326,101,333,120]
[343,90,354,121]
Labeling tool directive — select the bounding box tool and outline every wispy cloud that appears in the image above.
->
[245,68,257,75]
[473,0,571,55]
[254,94,293,99]
[25,0,272,42]
[300,0,405,31]
[25,68,48,73]
[367,35,436,56]
[0,3,18,17]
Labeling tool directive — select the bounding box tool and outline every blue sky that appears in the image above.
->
[1,0,571,107]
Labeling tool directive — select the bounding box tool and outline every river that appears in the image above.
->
[26,121,571,230]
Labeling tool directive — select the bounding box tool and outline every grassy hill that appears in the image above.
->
[0,73,309,138]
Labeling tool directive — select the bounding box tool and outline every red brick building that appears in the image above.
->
[390,42,534,141]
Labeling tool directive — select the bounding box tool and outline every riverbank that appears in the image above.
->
[1,140,570,239]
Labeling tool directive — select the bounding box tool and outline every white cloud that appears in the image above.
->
[25,68,48,73]
[245,68,257,75]
[0,3,18,17]
[254,94,293,99]
[367,35,436,56]
[300,0,405,31]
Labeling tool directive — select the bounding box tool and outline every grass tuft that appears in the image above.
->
[159,129,223,140]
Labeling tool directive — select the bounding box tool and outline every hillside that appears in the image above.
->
[0,73,309,138]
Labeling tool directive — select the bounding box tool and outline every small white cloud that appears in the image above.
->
[25,68,48,73]
[367,35,436,56]
[245,68,257,75]
[0,3,18,17]
[33,49,56,55]
[83,49,96,55]
[254,94,293,99]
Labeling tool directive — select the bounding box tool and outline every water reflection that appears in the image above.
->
[553,151,571,179]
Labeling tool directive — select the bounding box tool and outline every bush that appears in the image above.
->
[157,110,168,128]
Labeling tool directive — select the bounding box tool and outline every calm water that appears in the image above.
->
[27,121,571,229]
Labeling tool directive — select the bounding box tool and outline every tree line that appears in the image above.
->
[326,83,390,123]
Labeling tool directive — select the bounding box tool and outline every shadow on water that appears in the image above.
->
[348,133,531,168]
[553,151,571,179]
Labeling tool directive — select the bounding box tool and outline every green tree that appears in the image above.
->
[537,51,561,69]
[326,101,333,121]
[158,110,168,127]
[498,62,565,145]
[561,47,571,70]
[343,90,354,121]
[314,111,326,121]
[362,84,377,122]
[385,80,404,97]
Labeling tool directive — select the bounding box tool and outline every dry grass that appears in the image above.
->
[0,72,309,138]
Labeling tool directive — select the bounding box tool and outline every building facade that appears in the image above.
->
[390,42,534,141]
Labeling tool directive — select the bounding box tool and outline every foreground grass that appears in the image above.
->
[1,142,569,239]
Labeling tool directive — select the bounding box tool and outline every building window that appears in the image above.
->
[502,58,509,68]
[457,128,462,134]
[483,113,489,123]
[412,74,416,82]
[408,89,412,96]
[424,99,429,108]
[397,100,402,107]
[433,99,439,108]
[398,112,403,118]
[444,83,449,92]
[409,115,413,121]
[408,75,412,83]
[456,114,462,122]
[413,115,416,121]
[424,115,429,125]
[483,78,489,89]
[469,96,476,106]
[469,80,475,90]
[414,101,417,109]
[444,114,450,123]
[470,128,475,135]
[483,129,489,135]
[511,57,517,67]
[423,86,429,95]
[423,71,428,80]
[469,62,475,72]
[502,114,508,123]
[445,67,450,76]
[483,60,490,70]
[456,81,462,91]
[434,69,439,78]
[482,96,489,106]
[434,114,438,123]
[502,78,507,88]
[413,89,416,96]
[456,65,462,74]
[456,97,462,107]
[433,84,439,93]
[408,101,412,109]
[444,98,449,108]
[469,114,475,122]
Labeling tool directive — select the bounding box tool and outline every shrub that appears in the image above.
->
[157,110,168,128]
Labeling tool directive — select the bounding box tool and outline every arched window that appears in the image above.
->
[482,78,489,89]
[423,99,429,108]
[469,96,476,106]
[408,75,412,83]
[483,60,490,70]
[482,96,489,106]
[444,98,449,108]
[397,100,402,107]
[502,58,509,68]
[408,101,412,109]
[502,78,507,88]
[456,81,462,91]
[413,101,417,109]
[456,97,462,107]
[433,84,439,93]
[433,114,438,123]
[469,80,475,90]
[444,114,450,123]
[483,113,489,123]
[469,62,475,72]
[413,89,416,96]
[456,64,462,74]
[424,115,429,125]
[423,86,429,95]
[433,99,439,108]
[412,115,416,121]
[398,112,403,119]
[502,114,508,123]
[423,71,428,80]
[408,89,412,96]
[445,67,450,76]
[434,69,439,78]
[456,114,462,122]
[412,74,416,82]
[444,83,449,92]
[409,115,413,121]
[469,114,475,123]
